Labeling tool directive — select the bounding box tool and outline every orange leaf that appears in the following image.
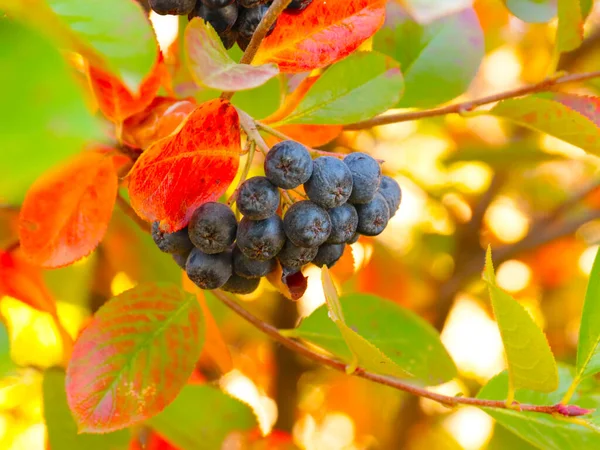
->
[263,75,320,124]
[123,96,197,149]
[254,0,386,72]
[88,54,168,123]
[127,99,241,232]
[330,244,355,284]
[183,272,233,374]
[130,432,179,450]
[19,151,119,268]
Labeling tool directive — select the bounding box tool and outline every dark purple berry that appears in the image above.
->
[186,248,232,290]
[188,202,237,254]
[304,156,353,209]
[189,2,238,33]
[379,176,402,218]
[219,29,239,49]
[237,35,251,51]
[312,243,345,268]
[285,0,312,12]
[264,140,313,189]
[201,0,235,8]
[236,215,286,261]
[238,0,269,7]
[237,4,276,40]
[344,152,381,204]
[355,192,390,236]
[326,204,358,244]
[150,0,196,15]
[283,200,331,248]
[221,273,260,294]
[278,240,318,269]
[152,222,194,255]
[172,250,191,269]
[237,176,280,220]
[233,246,275,278]
[347,233,360,244]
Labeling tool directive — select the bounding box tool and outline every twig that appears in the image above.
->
[344,70,600,130]
[221,0,292,101]
[212,291,591,418]
[227,141,256,206]
[116,193,151,233]
[238,109,271,154]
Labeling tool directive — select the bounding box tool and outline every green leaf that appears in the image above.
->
[374,4,483,108]
[487,425,538,450]
[43,369,130,450]
[442,144,566,169]
[287,273,457,384]
[576,247,600,379]
[185,18,278,91]
[66,283,205,433]
[275,51,403,125]
[486,94,600,156]
[485,248,558,392]
[556,0,583,53]
[581,0,593,17]
[504,0,557,23]
[149,385,257,450]
[0,322,14,377]
[0,20,102,203]
[47,0,157,91]
[477,366,600,450]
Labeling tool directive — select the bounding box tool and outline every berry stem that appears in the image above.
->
[116,193,151,233]
[221,0,293,101]
[344,70,600,130]
[280,189,294,207]
[212,290,595,419]
[227,140,256,206]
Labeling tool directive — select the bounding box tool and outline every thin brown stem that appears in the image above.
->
[116,193,151,233]
[344,70,600,130]
[221,0,292,101]
[212,290,592,418]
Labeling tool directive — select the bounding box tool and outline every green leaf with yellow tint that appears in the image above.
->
[575,247,600,379]
[485,248,558,392]
[556,0,583,53]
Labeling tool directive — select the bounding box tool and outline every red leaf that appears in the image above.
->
[122,96,197,149]
[254,0,386,72]
[130,432,179,450]
[127,99,241,232]
[89,54,168,123]
[552,93,600,125]
[66,282,205,433]
[18,151,118,268]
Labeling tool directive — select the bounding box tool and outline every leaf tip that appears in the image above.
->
[483,245,495,284]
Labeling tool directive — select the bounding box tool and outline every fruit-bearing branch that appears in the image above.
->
[344,70,600,130]
[211,290,594,419]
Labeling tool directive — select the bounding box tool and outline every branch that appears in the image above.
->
[212,290,592,418]
[116,193,151,233]
[221,0,292,101]
[344,70,600,130]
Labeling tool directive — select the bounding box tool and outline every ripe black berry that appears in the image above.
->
[237,35,251,51]
[237,176,280,220]
[221,273,260,294]
[285,0,312,12]
[283,201,331,248]
[233,246,275,278]
[189,2,238,33]
[277,240,318,269]
[238,0,269,7]
[355,193,390,236]
[347,233,360,244]
[186,248,232,290]
[326,204,358,244]
[237,4,276,40]
[304,156,353,208]
[152,223,194,255]
[312,244,345,268]
[264,140,313,189]
[379,176,402,218]
[236,215,286,261]
[219,29,239,49]
[344,152,381,204]
[201,0,235,8]
[150,0,196,15]
[188,202,237,254]
[172,250,191,269]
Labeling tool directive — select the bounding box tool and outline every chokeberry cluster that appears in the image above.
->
[149,0,313,50]
[151,140,402,296]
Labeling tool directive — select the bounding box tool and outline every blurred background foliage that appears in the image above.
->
[2,0,600,448]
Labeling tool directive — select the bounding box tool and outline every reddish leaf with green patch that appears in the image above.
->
[89,54,168,123]
[127,99,240,232]
[66,283,205,433]
[18,150,119,268]
[253,0,386,72]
